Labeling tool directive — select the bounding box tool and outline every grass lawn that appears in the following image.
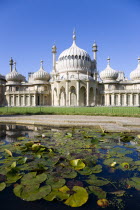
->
[0,106,140,117]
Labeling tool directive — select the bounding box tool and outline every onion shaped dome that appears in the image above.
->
[6,62,25,84]
[57,31,92,73]
[130,57,140,81]
[100,57,118,82]
[33,61,50,83]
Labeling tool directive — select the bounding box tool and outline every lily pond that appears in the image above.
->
[1,125,140,210]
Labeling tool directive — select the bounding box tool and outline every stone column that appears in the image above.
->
[18,95,20,106]
[130,94,133,106]
[86,80,89,106]
[23,95,26,106]
[136,94,139,106]
[66,80,69,106]
[29,94,31,106]
[13,95,15,106]
[111,94,115,106]
[34,94,36,106]
[124,94,127,106]
[57,82,60,106]
[76,80,80,106]
[118,94,121,106]
[105,94,110,106]
[93,87,96,106]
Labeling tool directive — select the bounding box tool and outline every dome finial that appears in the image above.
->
[72,29,76,43]
[40,60,44,69]
[107,56,110,66]
[14,61,17,71]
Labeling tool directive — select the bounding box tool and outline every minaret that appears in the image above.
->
[9,57,13,72]
[13,61,17,71]
[52,45,57,72]
[92,41,98,61]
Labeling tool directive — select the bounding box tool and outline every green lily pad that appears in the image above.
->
[89,186,106,199]
[64,186,88,207]
[14,184,51,201]
[46,177,65,189]
[92,165,102,173]
[86,175,110,186]
[21,172,47,185]
[0,182,6,191]
[69,159,85,170]
[44,188,70,201]
[4,149,12,157]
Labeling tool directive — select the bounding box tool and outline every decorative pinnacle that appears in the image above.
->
[14,61,17,71]
[52,44,57,53]
[92,41,98,52]
[9,57,13,65]
[107,56,110,66]
[40,60,44,69]
[138,57,140,63]
[72,29,76,43]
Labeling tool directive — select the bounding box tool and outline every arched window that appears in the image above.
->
[79,55,81,59]
[75,55,78,59]
[82,56,84,60]
[72,55,74,59]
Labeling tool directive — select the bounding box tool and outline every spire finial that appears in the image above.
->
[107,56,110,66]
[14,61,17,71]
[9,57,14,72]
[40,60,44,69]
[138,56,140,63]
[72,29,76,43]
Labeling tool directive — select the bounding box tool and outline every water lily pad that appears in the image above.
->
[46,177,65,189]
[4,149,12,157]
[0,182,6,191]
[92,165,102,173]
[64,186,88,207]
[14,183,51,201]
[44,188,70,201]
[89,186,106,199]
[21,172,47,185]
[86,175,110,186]
[69,159,85,170]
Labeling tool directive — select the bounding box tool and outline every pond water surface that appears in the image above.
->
[1,124,140,210]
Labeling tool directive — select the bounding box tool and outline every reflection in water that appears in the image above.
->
[0,124,41,142]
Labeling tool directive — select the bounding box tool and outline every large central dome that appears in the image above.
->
[57,32,92,73]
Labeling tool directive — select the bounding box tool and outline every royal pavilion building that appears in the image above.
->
[0,32,140,107]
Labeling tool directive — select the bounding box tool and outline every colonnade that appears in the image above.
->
[104,93,140,106]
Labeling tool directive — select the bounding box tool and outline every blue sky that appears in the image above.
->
[0,0,140,79]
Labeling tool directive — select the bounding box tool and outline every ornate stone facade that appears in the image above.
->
[0,32,140,107]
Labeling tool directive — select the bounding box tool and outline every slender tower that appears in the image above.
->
[9,57,13,72]
[92,41,98,61]
[52,44,57,73]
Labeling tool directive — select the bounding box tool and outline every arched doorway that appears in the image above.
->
[60,87,66,106]
[70,86,76,106]
[79,86,86,106]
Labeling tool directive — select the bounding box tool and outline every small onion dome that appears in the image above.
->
[92,41,98,52]
[57,31,91,73]
[130,57,140,81]
[6,62,25,83]
[52,45,57,53]
[100,57,118,82]
[33,61,50,81]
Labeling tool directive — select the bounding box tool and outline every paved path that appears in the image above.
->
[0,115,140,132]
